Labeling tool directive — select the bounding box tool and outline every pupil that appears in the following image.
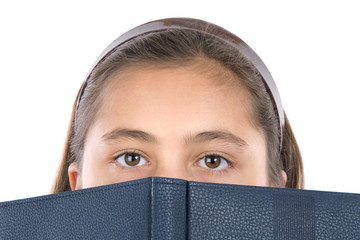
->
[125,153,140,166]
[205,156,220,168]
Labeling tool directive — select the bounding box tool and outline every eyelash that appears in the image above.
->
[112,150,149,169]
[112,150,234,172]
[196,153,233,172]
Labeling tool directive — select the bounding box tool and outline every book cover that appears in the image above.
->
[1,177,359,239]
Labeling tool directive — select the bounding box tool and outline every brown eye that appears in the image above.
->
[124,153,140,166]
[116,152,147,168]
[205,155,221,168]
[198,154,229,170]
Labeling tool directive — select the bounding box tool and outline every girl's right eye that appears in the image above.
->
[115,152,148,168]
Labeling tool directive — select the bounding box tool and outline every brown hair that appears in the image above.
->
[52,24,304,193]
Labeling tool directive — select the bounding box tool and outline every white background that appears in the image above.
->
[0,1,359,202]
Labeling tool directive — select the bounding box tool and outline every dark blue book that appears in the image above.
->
[1,177,359,239]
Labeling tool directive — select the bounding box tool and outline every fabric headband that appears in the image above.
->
[75,18,285,149]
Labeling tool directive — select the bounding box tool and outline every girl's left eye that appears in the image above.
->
[115,152,148,168]
[197,154,229,170]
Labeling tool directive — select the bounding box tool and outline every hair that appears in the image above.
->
[52,26,304,193]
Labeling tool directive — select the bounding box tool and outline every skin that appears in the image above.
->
[69,61,287,190]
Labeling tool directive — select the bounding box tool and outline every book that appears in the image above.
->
[1,177,359,239]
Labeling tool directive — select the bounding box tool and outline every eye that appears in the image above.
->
[115,152,148,168]
[197,154,229,170]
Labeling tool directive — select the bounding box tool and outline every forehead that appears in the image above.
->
[104,59,245,97]
[101,61,251,112]
[92,62,256,132]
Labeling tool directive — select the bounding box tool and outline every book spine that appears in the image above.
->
[150,178,187,240]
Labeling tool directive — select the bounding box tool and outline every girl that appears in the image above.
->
[52,18,303,193]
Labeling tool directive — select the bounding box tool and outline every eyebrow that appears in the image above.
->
[101,128,247,148]
[185,130,248,148]
[101,128,158,143]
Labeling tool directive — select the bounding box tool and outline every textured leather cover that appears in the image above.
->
[1,177,359,239]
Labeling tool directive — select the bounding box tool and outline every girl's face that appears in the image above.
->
[69,62,286,190]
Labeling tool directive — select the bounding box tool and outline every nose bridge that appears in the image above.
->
[151,156,190,180]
